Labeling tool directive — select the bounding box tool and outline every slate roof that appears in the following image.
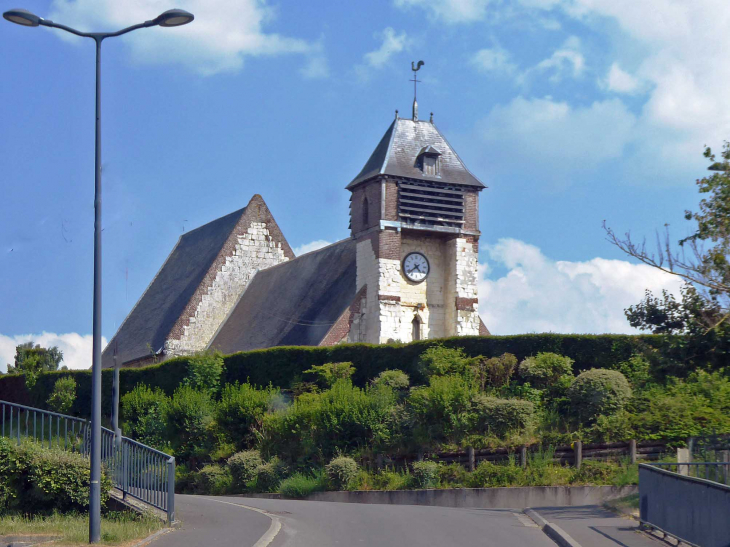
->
[347,117,485,190]
[102,208,246,368]
[210,238,356,353]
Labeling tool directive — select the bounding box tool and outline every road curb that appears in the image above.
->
[130,527,174,547]
[523,508,583,547]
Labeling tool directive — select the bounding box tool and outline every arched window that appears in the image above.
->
[412,316,421,341]
[362,197,369,227]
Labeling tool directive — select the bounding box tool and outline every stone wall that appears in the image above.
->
[165,221,289,357]
[454,236,480,336]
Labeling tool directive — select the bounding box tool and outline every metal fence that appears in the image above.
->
[648,461,730,486]
[640,462,730,547]
[0,400,175,524]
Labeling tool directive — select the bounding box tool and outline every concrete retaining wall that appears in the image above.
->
[296,485,636,509]
[640,464,730,547]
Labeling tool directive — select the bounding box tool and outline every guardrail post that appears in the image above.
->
[122,443,129,500]
[468,446,475,472]
[629,439,637,464]
[677,447,690,476]
[574,441,582,470]
[521,446,528,468]
[167,457,175,526]
[721,450,730,484]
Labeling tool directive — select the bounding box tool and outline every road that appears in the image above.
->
[156,494,556,547]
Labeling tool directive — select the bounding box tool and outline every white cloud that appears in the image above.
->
[478,96,636,177]
[363,28,411,69]
[478,239,683,334]
[471,47,516,74]
[48,0,320,76]
[0,332,108,373]
[394,0,492,24]
[605,62,643,94]
[533,36,585,81]
[293,239,331,256]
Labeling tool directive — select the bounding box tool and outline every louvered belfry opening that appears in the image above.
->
[398,180,465,228]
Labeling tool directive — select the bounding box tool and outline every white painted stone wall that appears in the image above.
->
[399,235,448,341]
[165,222,288,356]
[351,237,403,344]
[454,237,480,336]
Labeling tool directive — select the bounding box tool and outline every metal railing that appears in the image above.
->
[648,461,730,486]
[0,400,175,524]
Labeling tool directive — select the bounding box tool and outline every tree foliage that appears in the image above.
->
[6,342,64,388]
[47,376,76,414]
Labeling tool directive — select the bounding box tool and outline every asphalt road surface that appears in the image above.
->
[157,494,557,547]
[533,505,661,547]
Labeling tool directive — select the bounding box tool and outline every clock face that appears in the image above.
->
[403,252,430,283]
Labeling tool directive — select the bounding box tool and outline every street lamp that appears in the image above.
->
[3,7,193,543]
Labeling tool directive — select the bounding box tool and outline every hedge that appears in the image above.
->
[0,334,666,418]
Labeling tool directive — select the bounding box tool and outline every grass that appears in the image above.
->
[278,470,326,498]
[0,511,165,546]
[604,493,640,518]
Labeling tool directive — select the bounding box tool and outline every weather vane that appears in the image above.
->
[410,60,424,101]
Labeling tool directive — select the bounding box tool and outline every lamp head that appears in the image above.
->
[154,9,194,27]
[3,8,41,26]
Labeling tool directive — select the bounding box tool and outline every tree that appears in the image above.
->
[605,143,730,367]
[47,377,77,413]
[6,342,64,388]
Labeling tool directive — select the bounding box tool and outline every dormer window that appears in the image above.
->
[417,145,442,177]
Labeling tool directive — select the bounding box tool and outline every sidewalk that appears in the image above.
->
[532,505,661,547]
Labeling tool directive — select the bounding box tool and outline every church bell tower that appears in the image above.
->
[346,100,486,344]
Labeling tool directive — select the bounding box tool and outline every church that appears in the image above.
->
[102,101,489,369]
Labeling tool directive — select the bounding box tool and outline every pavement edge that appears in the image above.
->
[206,498,283,547]
[523,508,583,547]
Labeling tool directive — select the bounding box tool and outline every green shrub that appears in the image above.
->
[121,384,170,449]
[279,471,325,498]
[411,461,440,488]
[216,383,279,449]
[167,386,215,462]
[262,380,397,463]
[518,353,574,388]
[372,370,410,390]
[438,462,469,488]
[472,395,535,437]
[356,469,413,491]
[473,353,517,390]
[255,457,287,492]
[408,375,475,446]
[568,369,632,422]
[467,460,524,488]
[227,450,263,490]
[0,439,111,513]
[419,345,472,378]
[303,362,356,388]
[325,456,359,490]
[571,460,620,485]
[629,370,730,442]
[182,352,224,395]
[47,377,76,414]
[612,355,652,388]
[195,465,231,495]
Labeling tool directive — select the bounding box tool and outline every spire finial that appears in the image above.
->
[430,112,433,123]
[395,109,399,120]
[410,60,424,121]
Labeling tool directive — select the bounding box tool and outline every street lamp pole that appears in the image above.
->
[3,8,194,543]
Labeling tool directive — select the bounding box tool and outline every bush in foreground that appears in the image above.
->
[411,461,440,488]
[472,395,535,437]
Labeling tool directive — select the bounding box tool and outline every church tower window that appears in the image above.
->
[362,196,369,227]
[412,316,421,341]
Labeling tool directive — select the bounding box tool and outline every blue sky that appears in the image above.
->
[2,0,723,369]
